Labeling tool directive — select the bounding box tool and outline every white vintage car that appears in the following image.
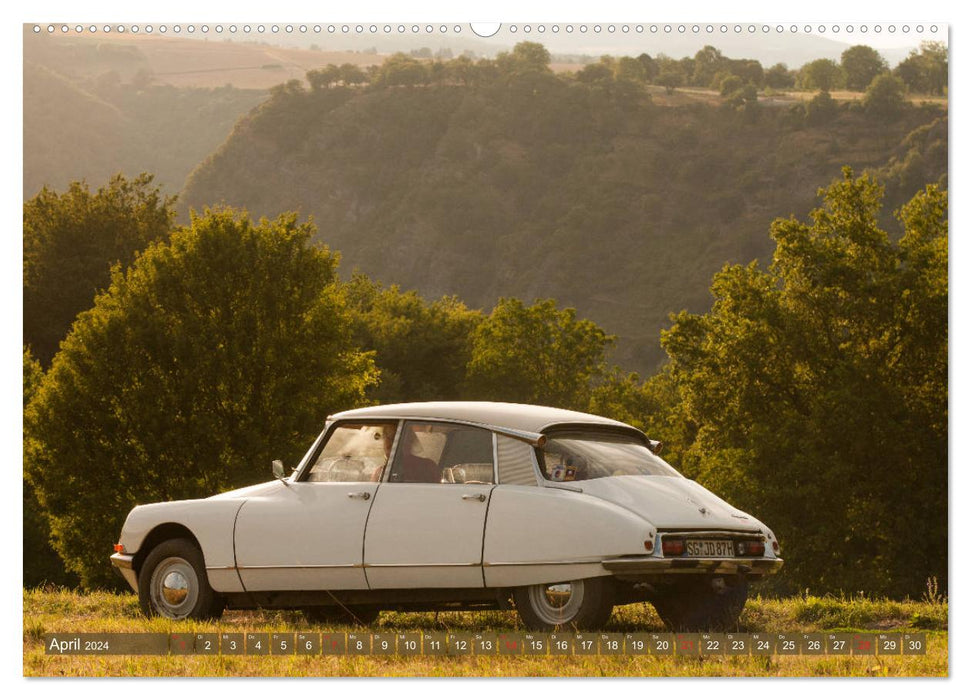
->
[111,402,782,631]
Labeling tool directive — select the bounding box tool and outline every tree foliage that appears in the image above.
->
[467,298,613,410]
[656,69,684,94]
[894,42,948,95]
[863,73,907,120]
[805,89,839,126]
[184,44,943,373]
[24,209,377,588]
[799,59,845,92]
[344,274,483,403]
[23,173,176,364]
[841,45,889,91]
[23,347,76,587]
[496,42,552,76]
[661,170,947,597]
[765,63,795,89]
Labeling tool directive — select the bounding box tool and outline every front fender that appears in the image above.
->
[118,498,246,592]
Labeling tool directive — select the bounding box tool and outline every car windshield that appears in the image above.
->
[538,432,683,482]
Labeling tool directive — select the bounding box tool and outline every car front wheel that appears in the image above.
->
[514,577,614,631]
[651,576,748,631]
[138,538,225,620]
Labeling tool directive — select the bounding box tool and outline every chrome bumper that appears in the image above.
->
[110,553,139,592]
[602,556,784,576]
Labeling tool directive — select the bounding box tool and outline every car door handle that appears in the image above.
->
[347,491,371,500]
[461,493,486,502]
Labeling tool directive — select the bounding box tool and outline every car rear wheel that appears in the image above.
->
[514,577,614,631]
[302,605,381,626]
[651,576,748,631]
[138,538,225,620]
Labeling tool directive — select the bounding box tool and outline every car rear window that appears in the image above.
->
[538,432,683,482]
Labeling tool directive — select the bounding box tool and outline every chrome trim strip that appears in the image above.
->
[110,553,134,570]
[492,431,499,485]
[483,558,604,567]
[235,564,361,570]
[601,556,784,575]
[236,562,482,570]
[660,530,765,539]
[326,415,547,447]
[205,565,238,571]
[363,563,480,568]
[544,483,583,493]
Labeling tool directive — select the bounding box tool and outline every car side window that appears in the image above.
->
[306,422,397,483]
[388,422,495,484]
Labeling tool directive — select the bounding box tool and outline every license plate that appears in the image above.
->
[685,539,734,558]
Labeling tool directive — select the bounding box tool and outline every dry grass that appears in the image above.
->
[23,588,947,677]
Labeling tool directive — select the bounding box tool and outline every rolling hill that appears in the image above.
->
[181,74,945,371]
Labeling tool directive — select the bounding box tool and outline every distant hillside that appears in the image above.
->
[23,35,268,198]
[183,76,942,372]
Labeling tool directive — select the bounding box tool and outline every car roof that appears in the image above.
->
[329,401,639,435]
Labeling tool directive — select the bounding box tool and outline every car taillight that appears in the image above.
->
[735,540,765,556]
[113,544,125,553]
[644,539,654,553]
[772,539,780,554]
[661,537,684,556]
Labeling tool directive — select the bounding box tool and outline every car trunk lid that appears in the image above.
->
[577,475,762,532]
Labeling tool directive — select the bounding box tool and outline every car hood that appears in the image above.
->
[578,476,765,532]
[207,480,288,500]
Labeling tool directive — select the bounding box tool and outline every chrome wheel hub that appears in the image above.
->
[527,579,585,625]
[162,571,189,605]
[149,557,198,619]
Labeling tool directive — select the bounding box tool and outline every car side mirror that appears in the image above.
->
[648,440,663,455]
[272,459,286,479]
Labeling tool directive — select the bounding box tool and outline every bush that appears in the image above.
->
[25,209,377,588]
[806,90,838,125]
[863,73,907,120]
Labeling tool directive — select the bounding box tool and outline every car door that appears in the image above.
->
[233,421,397,591]
[363,421,496,589]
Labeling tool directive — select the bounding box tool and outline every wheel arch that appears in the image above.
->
[132,523,202,576]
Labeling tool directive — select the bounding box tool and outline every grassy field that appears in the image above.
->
[23,588,947,677]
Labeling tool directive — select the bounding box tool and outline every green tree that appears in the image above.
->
[24,174,176,365]
[467,298,613,410]
[656,70,684,94]
[344,274,483,403]
[306,65,341,90]
[375,53,429,86]
[24,347,76,587]
[765,63,795,89]
[691,46,725,87]
[805,89,838,126]
[841,45,889,91]
[337,63,367,85]
[894,42,947,95]
[444,55,475,85]
[615,56,646,83]
[24,209,377,588]
[728,59,765,88]
[718,74,744,97]
[496,42,552,76]
[863,73,907,120]
[577,62,614,84]
[636,53,658,81]
[661,171,947,597]
[799,58,845,92]
[725,83,759,113]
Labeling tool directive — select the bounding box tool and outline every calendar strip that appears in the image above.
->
[43,632,927,656]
